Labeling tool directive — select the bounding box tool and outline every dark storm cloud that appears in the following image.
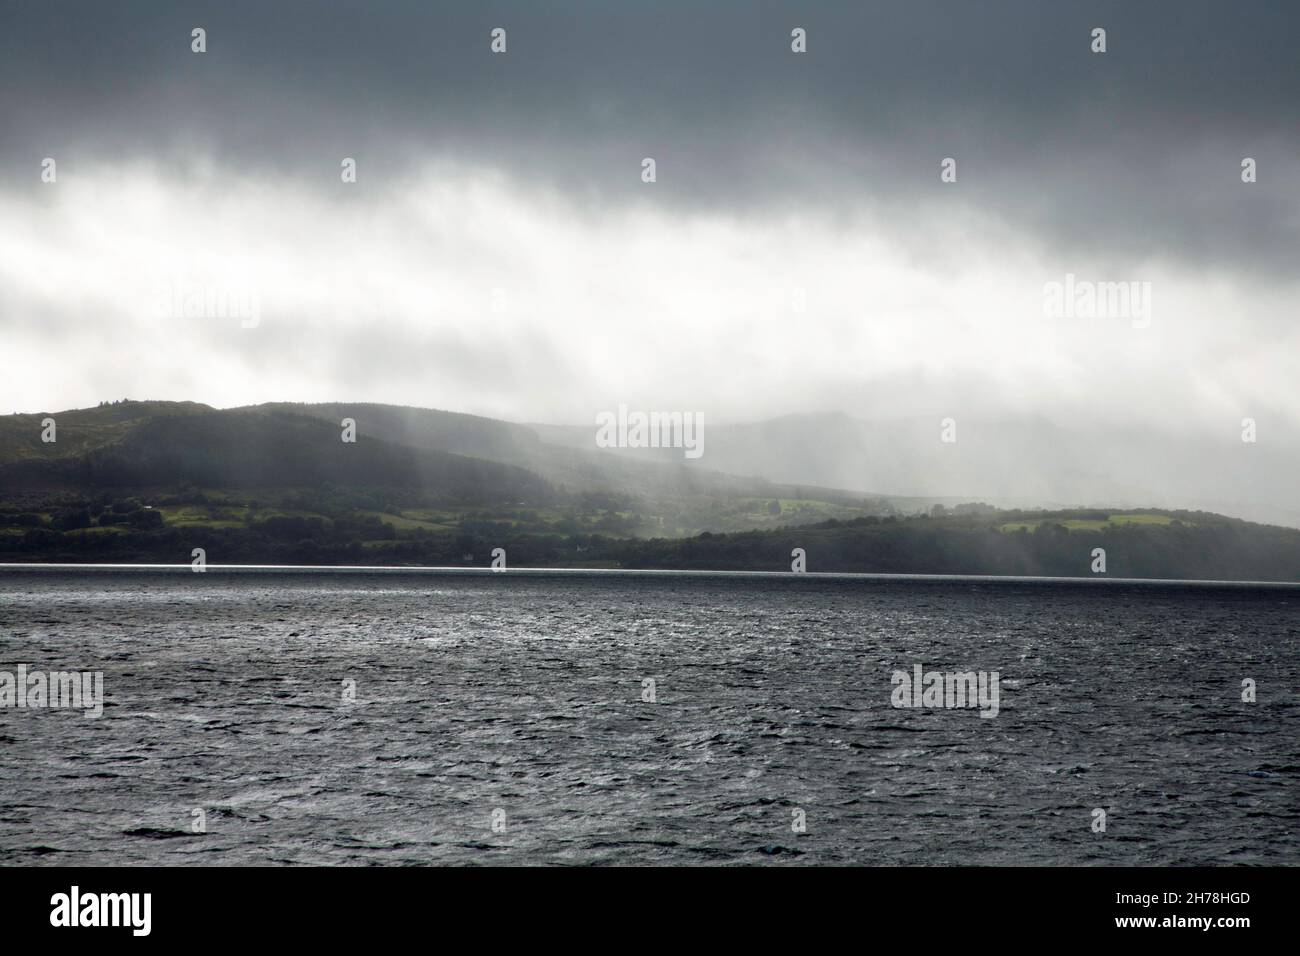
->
[2,0,1298,273]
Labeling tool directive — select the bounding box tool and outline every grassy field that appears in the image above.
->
[156,505,249,529]
[999,513,1181,532]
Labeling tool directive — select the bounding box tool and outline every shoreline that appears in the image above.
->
[2,562,1297,589]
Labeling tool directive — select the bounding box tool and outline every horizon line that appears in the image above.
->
[1,563,1296,588]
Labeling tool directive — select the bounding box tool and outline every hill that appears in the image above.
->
[536,411,1300,529]
[0,400,893,541]
[0,405,555,504]
[1,400,1297,580]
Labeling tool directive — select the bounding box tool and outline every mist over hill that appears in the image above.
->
[536,411,1300,529]
[4,399,1297,526]
[0,400,887,538]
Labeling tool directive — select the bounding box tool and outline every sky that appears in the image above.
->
[1,0,1297,439]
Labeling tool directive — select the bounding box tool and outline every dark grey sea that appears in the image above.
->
[1,568,1296,865]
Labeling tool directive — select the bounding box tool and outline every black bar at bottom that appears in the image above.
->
[0,865,1285,943]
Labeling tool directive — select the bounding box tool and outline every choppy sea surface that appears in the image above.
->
[1,567,1296,866]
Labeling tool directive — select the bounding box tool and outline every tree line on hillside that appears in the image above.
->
[3,509,1298,581]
